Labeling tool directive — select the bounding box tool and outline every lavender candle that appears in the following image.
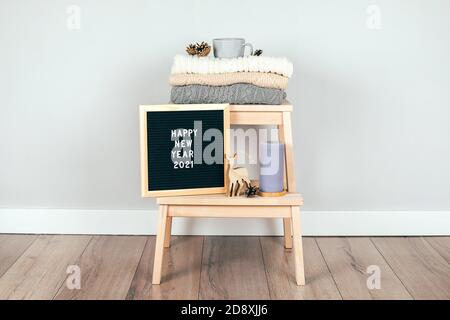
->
[259,142,285,192]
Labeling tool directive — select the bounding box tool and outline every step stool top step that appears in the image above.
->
[157,192,303,206]
[229,100,292,112]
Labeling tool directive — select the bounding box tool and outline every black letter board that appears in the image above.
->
[140,104,230,197]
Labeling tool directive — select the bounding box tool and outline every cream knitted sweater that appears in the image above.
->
[169,72,289,90]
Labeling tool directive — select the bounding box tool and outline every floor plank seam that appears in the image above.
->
[258,237,273,300]
[369,237,415,300]
[0,235,38,280]
[314,237,344,300]
[125,236,151,300]
[197,236,205,300]
[422,237,450,266]
[51,235,94,300]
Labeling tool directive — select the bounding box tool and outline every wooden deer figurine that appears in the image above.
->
[226,153,251,197]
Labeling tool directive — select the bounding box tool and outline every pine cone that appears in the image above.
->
[186,43,197,56]
[253,49,263,56]
[245,184,259,198]
[195,41,211,57]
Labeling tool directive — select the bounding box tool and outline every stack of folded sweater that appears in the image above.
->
[169,54,293,105]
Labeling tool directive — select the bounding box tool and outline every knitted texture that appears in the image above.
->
[171,55,294,78]
[169,72,289,90]
[171,84,286,105]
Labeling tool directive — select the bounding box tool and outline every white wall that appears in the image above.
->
[1,0,449,234]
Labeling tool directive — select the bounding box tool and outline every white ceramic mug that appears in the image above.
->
[213,38,253,58]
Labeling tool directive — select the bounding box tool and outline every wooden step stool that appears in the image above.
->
[152,101,305,286]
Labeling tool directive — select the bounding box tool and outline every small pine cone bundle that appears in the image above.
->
[186,41,211,57]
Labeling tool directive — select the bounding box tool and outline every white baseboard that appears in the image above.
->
[0,209,448,236]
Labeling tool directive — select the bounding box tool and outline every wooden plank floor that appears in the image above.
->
[0,235,448,300]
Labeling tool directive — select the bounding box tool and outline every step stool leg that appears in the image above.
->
[291,206,305,285]
[152,205,168,285]
[283,218,293,249]
[164,216,172,248]
[282,111,296,192]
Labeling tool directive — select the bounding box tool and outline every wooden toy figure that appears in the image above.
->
[226,153,251,197]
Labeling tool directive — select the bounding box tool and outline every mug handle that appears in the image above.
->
[243,42,253,56]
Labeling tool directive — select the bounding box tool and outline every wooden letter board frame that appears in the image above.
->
[139,104,230,197]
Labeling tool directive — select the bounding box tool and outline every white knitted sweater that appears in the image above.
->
[170,54,294,78]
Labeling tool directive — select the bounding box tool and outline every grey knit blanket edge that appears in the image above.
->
[170,83,286,105]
